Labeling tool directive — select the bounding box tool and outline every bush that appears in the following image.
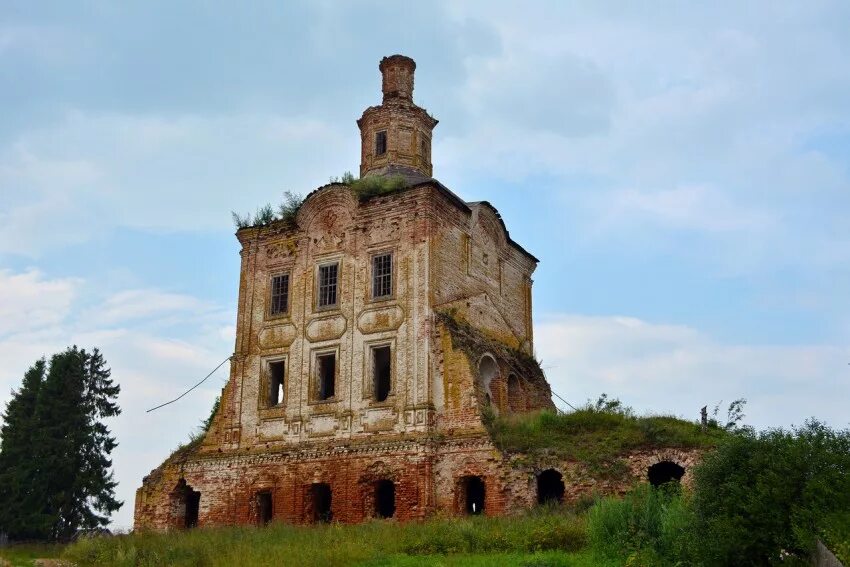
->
[689,420,850,565]
[587,484,691,564]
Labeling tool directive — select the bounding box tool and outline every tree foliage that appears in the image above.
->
[0,347,122,541]
[689,420,850,565]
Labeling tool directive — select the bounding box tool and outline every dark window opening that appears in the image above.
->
[648,461,685,487]
[185,487,200,529]
[372,253,393,298]
[268,361,285,407]
[318,263,339,308]
[257,491,273,526]
[375,131,387,156]
[375,480,396,519]
[372,346,391,402]
[461,476,485,515]
[317,354,336,400]
[311,483,332,523]
[420,137,428,161]
[537,469,565,505]
[270,274,289,315]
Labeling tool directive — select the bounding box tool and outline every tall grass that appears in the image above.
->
[63,509,588,567]
[587,484,692,565]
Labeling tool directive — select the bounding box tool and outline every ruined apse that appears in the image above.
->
[134,55,562,530]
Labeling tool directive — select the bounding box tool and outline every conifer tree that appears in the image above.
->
[0,359,47,539]
[0,347,121,541]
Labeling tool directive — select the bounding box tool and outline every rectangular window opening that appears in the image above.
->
[375,131,387,156]
[317,354,336,400]
[268,361,285,407]
[372,346,391,402]
[372,253,393,299]
[270,274,290,316]
[318,263,339,308]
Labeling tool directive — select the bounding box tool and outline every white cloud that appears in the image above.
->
[92,289,212,326]
[0,111,355,257]
[0,269,80,336]
[601,185,776,233]
[535,314,850,430]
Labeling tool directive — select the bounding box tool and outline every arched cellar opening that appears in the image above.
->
[537,469,565,505]
[478,355,499,412]
[172,479,201,529]
[256,490,273,526]
[374,479,396,519]
[311,482,333,523]
[648,461,685,487]
[507,373,524,413]
[459,475,486,515]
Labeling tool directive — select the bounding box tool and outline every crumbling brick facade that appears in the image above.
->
[134,55,699,531]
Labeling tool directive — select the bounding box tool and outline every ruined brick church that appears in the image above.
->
[134,55,695,530]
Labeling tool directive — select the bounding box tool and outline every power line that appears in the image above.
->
[550,389,578,412]
[146,356,232,413]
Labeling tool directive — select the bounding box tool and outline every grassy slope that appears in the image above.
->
[61,510,602,567]
[487,408,725,473]
[0,544,64,567]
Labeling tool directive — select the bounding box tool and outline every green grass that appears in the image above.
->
[62,510,591,567]
[0,543,65,566]
[488,408,725,476]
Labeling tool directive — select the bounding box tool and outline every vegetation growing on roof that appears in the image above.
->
[485,395,730,479]
[231,190,304,229]
[331,170,409,201]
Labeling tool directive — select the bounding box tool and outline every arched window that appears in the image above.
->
[478,355,499,411]
[507,374,524,413]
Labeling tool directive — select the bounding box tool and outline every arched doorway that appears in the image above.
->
[172,478,200,529]
[459,475,486,515]
[648,461,685,487]
[374,480,395,519]
[537,469,565,505]
[311,482,332,523]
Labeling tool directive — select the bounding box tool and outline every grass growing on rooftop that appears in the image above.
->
[486,396,726,474]
[62,509,594,567]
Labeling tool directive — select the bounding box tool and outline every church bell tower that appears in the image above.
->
[357,55,438,178]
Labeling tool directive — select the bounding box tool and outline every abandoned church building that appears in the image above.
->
[134,55,698,530]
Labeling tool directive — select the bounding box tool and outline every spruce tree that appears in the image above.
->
[0,359,47,539]
[0,347,121,541]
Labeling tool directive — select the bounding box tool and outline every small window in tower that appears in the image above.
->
[372,252,393,299]
[316,353,336,401]
[372,345,391,402]
[317,262,339,309]
[268,360,285,407]
[375,131,387,156]
[269,273,289,316]
[420,136,429,161]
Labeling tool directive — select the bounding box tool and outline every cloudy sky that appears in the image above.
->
[2,1,849,529]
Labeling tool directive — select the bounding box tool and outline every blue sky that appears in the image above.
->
[2,1,849,529]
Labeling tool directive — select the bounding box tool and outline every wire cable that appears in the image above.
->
[550,389,578,412]
[146,356,232,413]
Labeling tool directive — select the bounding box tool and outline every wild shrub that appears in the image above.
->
[689,420,850,565]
